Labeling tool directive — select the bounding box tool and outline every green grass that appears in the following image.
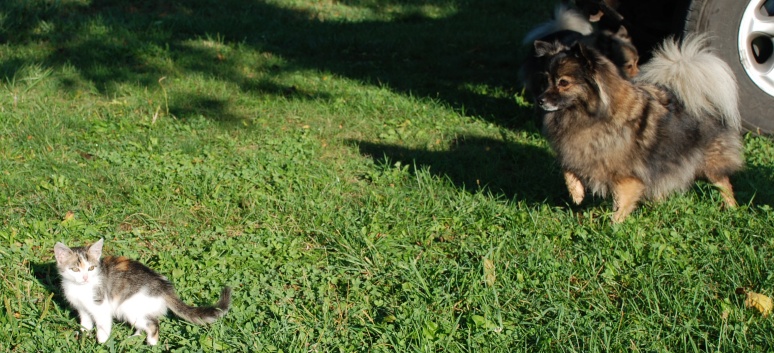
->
[2,0,774,351]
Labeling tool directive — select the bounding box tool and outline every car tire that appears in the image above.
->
[684,0,774,135]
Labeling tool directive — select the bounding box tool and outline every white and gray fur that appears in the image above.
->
[54,239,231,345]
[635,34,741,131]
[521,3,593,45]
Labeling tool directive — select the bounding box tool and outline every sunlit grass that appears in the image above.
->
[1,0,774,352]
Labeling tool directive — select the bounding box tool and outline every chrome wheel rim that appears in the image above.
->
[739,0,774,97]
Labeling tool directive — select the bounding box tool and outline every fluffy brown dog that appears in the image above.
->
[534,35,743,222]
[520,4,639,102]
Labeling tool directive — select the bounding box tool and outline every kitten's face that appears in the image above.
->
[54,239,103,285]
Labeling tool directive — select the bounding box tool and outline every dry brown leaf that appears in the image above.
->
[745,291,773,317]
[483,258,495,287]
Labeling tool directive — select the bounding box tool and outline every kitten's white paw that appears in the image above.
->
[96,327,110,343]
[147,336,158,346]
[80,318,94,331]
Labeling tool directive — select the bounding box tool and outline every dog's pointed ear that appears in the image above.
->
[534,40,554,57]
[571,42,596,69]
[615,25,630,39]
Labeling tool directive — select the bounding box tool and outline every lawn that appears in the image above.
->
[2,0,774,352]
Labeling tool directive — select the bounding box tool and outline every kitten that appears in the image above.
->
[53,239,232,345]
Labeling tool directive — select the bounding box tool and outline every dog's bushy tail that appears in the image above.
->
[522,4,593,45]
[635,34,741,130]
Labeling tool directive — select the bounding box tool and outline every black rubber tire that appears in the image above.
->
[684,0,774,135]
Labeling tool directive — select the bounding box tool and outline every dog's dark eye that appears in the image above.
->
[557,79,570,88]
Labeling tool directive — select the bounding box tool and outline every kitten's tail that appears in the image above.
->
[521,4,593,45]
[165,287,232,325]
[634,34,741,130]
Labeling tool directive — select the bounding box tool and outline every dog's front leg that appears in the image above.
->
[612,177,645,223]
[564,171,585,205]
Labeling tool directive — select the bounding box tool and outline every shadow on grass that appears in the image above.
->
[168,93,244,125]
[350,135,569,205]
[0,0,544,129]
[29,261,73,319]
[6,0,772,207]
[350,134,774,209]
[736,165,774,207]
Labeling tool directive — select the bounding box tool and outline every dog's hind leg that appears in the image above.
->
[564,171,586,205]
[612,177,645,223]
[702,138,741,209]
[707,174,738,209]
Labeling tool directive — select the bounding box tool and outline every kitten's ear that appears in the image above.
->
[88,238,104,259]
[534,40,555,57]
[54,242,71,265]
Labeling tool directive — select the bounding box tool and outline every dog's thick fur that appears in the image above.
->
[522,3,594,46]
[520,3,639,101]
[535,34,743,222]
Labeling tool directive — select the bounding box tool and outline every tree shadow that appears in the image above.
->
[0,0,548,129]
[168,93,245,125]
[4,0,772,208]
